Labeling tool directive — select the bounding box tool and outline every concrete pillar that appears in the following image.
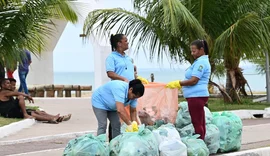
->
[27,19,68,85]
[93,43,111,90]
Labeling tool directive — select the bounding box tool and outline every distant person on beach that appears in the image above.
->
[132,58,149,84]
[91,79,144,140]
[18,49,32,95]
[0,78,71,123]
[131,58,138,78]
[166,39,211,140]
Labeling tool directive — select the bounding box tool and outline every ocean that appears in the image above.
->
[54,68,266,92]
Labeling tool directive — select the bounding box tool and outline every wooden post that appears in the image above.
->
[150,73,155,82]
[64,85,73,97]
[72,85,81,97]
[36,86,45,97]
[54,85,64,97]
[80,85,92,97]
[28,87,36,97]
[45,84,55,97]
[80,85,92,91]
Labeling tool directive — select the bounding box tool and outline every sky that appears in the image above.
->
[53,0,255,72]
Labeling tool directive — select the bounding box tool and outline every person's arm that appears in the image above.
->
[3,90,28,97]
[2,90,34,103]
[180,76,199,86]
[116,102,131,125]
[107,71,128,82]
[129,100,140,123]
[130,107,140,123]
[181,62,207,86]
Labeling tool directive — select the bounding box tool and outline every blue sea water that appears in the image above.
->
[54,68,266,92]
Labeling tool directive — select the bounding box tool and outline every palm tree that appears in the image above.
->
[0,0,79,68]
[83,0,270,103]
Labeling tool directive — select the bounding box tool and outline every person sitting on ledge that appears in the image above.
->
[0,78,71,124]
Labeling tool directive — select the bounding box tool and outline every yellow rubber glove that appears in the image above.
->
[137,76,149,84]
[166,80,181,89]
[125,125,133,132]
[125,121,139,132]
[131,121,139,132]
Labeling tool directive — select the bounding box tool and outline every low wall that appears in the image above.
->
[27,85,92,98]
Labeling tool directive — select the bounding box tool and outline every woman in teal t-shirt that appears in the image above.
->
[167,39,211,140]
[92,79,145,140]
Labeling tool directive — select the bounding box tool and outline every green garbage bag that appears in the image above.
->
[177,124,195,138]
[204,107,213,124]
[205,124,220,154]
[176,101,213,128]
[175,102,191,128]
[211,113,231,153]
[221,111,242,152]
[145,125,155,131]
[110,125,159,156]
[154,119,167,129]
[182,134,210,156]
[63,133,109,156]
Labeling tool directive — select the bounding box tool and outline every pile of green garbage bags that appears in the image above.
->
[175,101,243,155]
[63,101,242,156]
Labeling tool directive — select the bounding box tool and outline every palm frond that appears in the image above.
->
[214,12,270,61]
[83,0,206,63]
[0,0,79,64]
[83,8,167,62]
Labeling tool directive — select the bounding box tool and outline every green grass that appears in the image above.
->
[179,97,270,112]
[26,105,39,110]
[0,105,39,127]
[0,117,22,127]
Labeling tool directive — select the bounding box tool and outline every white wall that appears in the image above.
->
[27,20,68,85]
[24,0,99,85]
[92,44,111,90]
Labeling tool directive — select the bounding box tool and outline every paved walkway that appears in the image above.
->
[0,99,97,142]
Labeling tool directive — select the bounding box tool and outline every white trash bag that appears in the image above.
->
[159,139,187,156]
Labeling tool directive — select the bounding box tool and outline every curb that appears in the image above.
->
[0,130,96,145]
[0,119,36,139]
[220,147,270,156]
[216,109,268,119]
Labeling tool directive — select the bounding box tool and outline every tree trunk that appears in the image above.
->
[209,80,232,103]
[225,67,252,104]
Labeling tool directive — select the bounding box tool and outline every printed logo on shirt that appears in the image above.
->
[198,65,203,72]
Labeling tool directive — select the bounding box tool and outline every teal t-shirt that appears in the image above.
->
[182,55,211,98]
[91,80,137,111]
[105,51,135,81]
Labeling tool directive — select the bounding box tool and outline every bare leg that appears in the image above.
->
[17,95,32,119]
[34,111,59,119]
[31,111,60,122]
